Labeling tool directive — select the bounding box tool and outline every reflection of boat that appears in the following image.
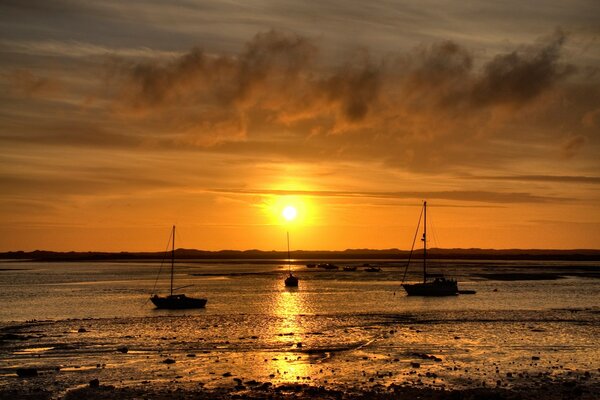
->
[364,266,381,272]
[151,226,207,309]
[402,202,459,296]
[284,232,298,287]
[343,266,357,271]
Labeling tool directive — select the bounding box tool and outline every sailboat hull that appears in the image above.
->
[284,275,298,287]
[151,294,207,309]
[402,281,458,296]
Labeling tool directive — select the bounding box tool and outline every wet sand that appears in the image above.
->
[2,313,598,400]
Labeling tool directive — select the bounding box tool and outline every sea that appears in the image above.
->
[1,259,599,394]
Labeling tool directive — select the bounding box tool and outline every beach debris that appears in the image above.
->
[77,328,87,333]
[1,333,33,341]
[16,368,38,378]
[411,353,442,362]
[258,382,273,390]
[532,356,540,360]
[186,353,196,357]
[89,378,99,388]
[162,358,176,364]
[222,372,232,377]
[117,346,128,354]
[411,362,421,368]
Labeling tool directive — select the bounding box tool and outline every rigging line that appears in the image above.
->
[427,207,454,279]
[426,207,437,276]
[401,205,424,284]
[149,227,173,296]
[429,206,441,250]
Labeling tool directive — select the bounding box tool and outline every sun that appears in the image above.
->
[282,205,297,221]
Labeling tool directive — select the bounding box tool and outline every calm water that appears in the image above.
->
[1,259,598,320]
[1,259,599,392]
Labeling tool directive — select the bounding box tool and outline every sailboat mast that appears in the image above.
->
[423,201,427,284]
[171,225,175,296]
[287,231,291,273]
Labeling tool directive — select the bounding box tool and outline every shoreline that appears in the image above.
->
[3,248,600,262]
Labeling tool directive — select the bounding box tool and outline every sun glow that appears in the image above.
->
[263,191,314,226]
[282,205,297,221]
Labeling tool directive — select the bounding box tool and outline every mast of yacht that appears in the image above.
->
[170,225,175,296]
[287,231,291,274]
[423,201,427,284]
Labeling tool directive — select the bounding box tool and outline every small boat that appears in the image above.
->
[401,201,460,297]
[285,273,299,287]
[318,263,339,270]
[343,266,357,271]
[150,226,207,309]
[306,263,316,268]
[284,232,298,287]
[364,266,381,272]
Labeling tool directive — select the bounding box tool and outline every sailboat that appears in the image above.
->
[150,226,208,309]
[402,201,459,296]
[284,232,298,287]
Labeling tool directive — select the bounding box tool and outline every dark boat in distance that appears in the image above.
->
[402,201,460,297]
[284,232,298,287]
[284,273,299,287]
[150,226,207,309]
[318,263,339,270]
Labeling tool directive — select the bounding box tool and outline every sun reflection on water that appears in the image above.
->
[263,286,312,383]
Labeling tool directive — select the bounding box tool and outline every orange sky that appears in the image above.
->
[0,1,599,251]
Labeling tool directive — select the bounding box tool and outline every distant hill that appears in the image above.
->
[1,248,600,261]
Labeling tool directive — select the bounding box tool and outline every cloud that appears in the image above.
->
[466,174,600,185]
[561,134,587,159]
[5,69,61,98]
[0,39,182,59]
[114,30,317,109]
[107,29,589,166]
[4,29,598,175]
[471,30,572,106]
[209,188,570,204]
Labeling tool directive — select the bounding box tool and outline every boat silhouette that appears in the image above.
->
[284,232,298,287]
[401,201,460,296]
[150,226,207,309]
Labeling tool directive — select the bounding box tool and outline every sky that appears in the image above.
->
[0,0,599,251]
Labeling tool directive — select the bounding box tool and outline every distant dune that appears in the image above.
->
[1,248,600,261]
